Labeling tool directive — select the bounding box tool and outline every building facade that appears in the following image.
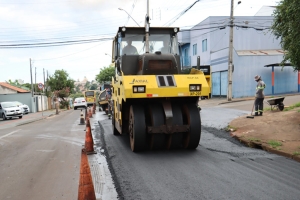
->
[178,16,300,98]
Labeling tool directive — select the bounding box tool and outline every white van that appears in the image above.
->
[0,102,23,120]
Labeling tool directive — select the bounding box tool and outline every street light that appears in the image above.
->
[118,8,140,27]
[227,0,241,101]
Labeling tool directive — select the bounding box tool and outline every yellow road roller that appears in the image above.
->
[110,25,210,152]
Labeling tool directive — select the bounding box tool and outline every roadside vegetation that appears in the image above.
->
[248,138,261,143]
[268,140,282,150]
[224,125,237,132]
[271,0,300,71]
[293,152,300,156]
[95,66,115,84]
[283,102,300,111]
[47,69,75,109]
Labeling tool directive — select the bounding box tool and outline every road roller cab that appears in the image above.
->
[111,26,210,152]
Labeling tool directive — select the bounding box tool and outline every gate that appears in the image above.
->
[212,71,227,97]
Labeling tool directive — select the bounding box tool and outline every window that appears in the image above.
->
[202,39,207,52]
[193,44,197,55]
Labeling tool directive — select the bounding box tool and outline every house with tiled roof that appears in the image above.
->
[0,82,30,94]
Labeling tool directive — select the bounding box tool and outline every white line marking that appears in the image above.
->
[0,129,21,140]
[36,150,55,152]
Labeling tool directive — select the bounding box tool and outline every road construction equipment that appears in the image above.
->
[110,25,210,152]
[98,83,111,113]
[84,90,97,107]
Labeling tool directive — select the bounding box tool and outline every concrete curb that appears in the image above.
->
[218,93,300,105]
[231,134,300,163]
[15,109,69,127]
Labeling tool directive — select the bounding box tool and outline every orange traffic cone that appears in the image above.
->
[84,122,96,154]
[85,108,88,121]
[79,109,85,125]
[89,107,93,118]
[86,116,90,128]
[92,103,96,114]
[78,151,96,200]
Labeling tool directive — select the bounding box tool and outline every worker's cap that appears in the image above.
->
[254,75,261,81]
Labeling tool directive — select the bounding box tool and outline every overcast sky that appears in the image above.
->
[0,0,279,84]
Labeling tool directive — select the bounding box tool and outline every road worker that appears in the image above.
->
[254,75,266,116]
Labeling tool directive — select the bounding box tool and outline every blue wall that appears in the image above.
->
[178,16,299,98]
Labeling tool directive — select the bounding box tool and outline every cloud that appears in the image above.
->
[67,0,134,11]
[0,5,77,36]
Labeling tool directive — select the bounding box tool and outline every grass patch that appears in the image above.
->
[268,140,282,148]
[224,125,237,132]
[293,152,300,156]
[248,138,261,143]
[263,107,271,111]
[284,102,300,111]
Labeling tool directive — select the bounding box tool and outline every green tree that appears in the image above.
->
[47,69,75,107]
[271,0,300,70]
[7,79,20,86]
[95,66,115,84]
[75,84,81,93]
[90,83,98,90]
[84,81,91,90]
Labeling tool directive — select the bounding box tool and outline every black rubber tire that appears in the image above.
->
[148,104,165,150]
[74,107,77,110]
[278,103,284,111]
[182,103,201,149]
[19,116,22,119]
[2,113,7,120]
[103,104,108,114]
[112,103,120,135]
[129,105,147,152]
[170,104,184,149]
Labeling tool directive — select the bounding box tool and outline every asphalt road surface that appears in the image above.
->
[95,97,300,200]
[0,110,85,200]
[1,96,299,200]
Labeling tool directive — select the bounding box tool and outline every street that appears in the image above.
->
[1,96,300,200]
[93,95,300,200]
[0,110,85,200]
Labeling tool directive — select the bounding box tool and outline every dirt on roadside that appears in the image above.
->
[229,108,300,162]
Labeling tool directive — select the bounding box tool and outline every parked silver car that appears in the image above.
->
[0,102,23,120]
[73,97,87,110]
[14,101,30,114]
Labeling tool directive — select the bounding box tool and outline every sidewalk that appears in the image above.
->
[205,93,300,163]
[85,110,119,200]
[0,108,68,130]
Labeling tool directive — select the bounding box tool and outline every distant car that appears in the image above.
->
[14,101,30,114]
[73,97,87,110]
[0,101,23,120]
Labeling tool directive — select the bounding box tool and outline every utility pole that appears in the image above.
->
[46,70,48,94]
[30,58,33,97]
[43,68,45,93]
[227,0,234,101]
[145,0,150,53]
[35,67,37,94]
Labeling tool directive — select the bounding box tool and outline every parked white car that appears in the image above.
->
[73,97,87,110]
[14,101,30,114]
[0,102,23,120]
